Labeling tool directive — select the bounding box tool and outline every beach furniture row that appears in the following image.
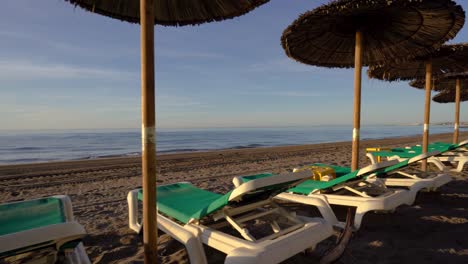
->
[126,140,467,263]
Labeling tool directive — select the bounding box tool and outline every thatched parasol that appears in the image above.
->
[63,0,269,262]
[410,71,468,143]
[282,0,464,171]
[409,75,468,91]
[369,44,468,170]
[433,89,468,103]
[65,0,268,26]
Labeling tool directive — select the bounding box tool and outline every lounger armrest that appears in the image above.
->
[356,160,398,177]
[407,150,440,164]
[0,222,86,256]
[52,195,75,221]
[229,171,310,202]
[127,189,142,233]
[275,193,339,226]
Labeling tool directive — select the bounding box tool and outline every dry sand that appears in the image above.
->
[0,132,467,263]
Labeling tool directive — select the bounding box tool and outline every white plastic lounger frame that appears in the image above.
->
[366,151,453,194]
[128,171,336,264]
[0,195,90,264]
[431,155,467,172]
[403,140,468,172]
[235,161,413,230]
[367,151,448,172]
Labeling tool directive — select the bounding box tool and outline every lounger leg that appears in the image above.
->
[456,159,466,172]
[353,209,366,230]
[63,243,91,264]
[276,193,339,226]
[366,153,378,164]
[158,216,208,264]
[427,157,447,172]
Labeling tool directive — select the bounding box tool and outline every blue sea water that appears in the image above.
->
[0,125,463,165]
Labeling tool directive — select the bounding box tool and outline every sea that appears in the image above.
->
[0,125,463,165]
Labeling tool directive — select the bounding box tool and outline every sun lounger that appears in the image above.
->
[368,140,467,172]
[407,140,468,172]
[365,151,452,191]
[366,148,448,171]
[426,140,468,153]
[233,160,413,230]
[0,195,90,264]
[128,171,337,264]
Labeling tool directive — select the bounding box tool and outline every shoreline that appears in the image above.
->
[1,131,466,168]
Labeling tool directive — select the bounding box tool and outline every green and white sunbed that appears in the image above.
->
[367,147,447,171]
[365,151,452,191]
[427,140,468,153]
[233,160,413,230]
[128,171,337,264]
[0,195,90,264]
[368,139,468,172]
[406,140,468,172]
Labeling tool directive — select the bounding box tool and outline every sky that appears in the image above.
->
[0,0,467,130]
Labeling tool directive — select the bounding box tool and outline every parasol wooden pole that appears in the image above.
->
[454,78,461,144]
[421,60,432,172]
[140,0,158,262]
[351,31,363,171]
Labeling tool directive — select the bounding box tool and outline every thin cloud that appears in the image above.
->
[158,48,226,59]
[248,58,313,73]
[0,60,138,81]
[236,89,321,97]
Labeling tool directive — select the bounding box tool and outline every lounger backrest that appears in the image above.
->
[285,160,398,195]
[151,171,311,224]
[457,139,468,148]
[0,198,66,236]
[355,160,399,177]
[229,171,311,202]
[407,150,441,164]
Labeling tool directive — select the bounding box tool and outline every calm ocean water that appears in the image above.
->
[0,125,462,165]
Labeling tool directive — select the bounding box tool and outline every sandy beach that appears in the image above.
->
[1,132,467,263]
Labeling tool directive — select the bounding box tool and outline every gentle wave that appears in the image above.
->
[0,126,463,165]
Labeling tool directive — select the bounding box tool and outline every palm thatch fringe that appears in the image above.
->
[65,0,269,26]
[368,43,468,81]
[281,0,464,68]
[433,89,468,103]
[410,77,468,92]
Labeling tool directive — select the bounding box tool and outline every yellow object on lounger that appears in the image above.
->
[293,166,336,181]
[366,147,391,162]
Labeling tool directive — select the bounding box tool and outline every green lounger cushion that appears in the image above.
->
[144,173,317,223]
[369,149,421,159]
[288,164,360,195]
[237,164,359,195]
[138,183,232,224]
[0,198,66,236]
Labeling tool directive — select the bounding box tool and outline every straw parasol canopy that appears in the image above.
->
[368,43,468,170]
[368,44,468,81]
[63,0,270,262]
[281,0,465,68]
[433,89,468,103]
[65,0,269,25]
[410,71,468,143]
[281,0,464,172]
[409,77,468,91]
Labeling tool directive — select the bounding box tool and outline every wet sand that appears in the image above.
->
[0,132,467,263]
